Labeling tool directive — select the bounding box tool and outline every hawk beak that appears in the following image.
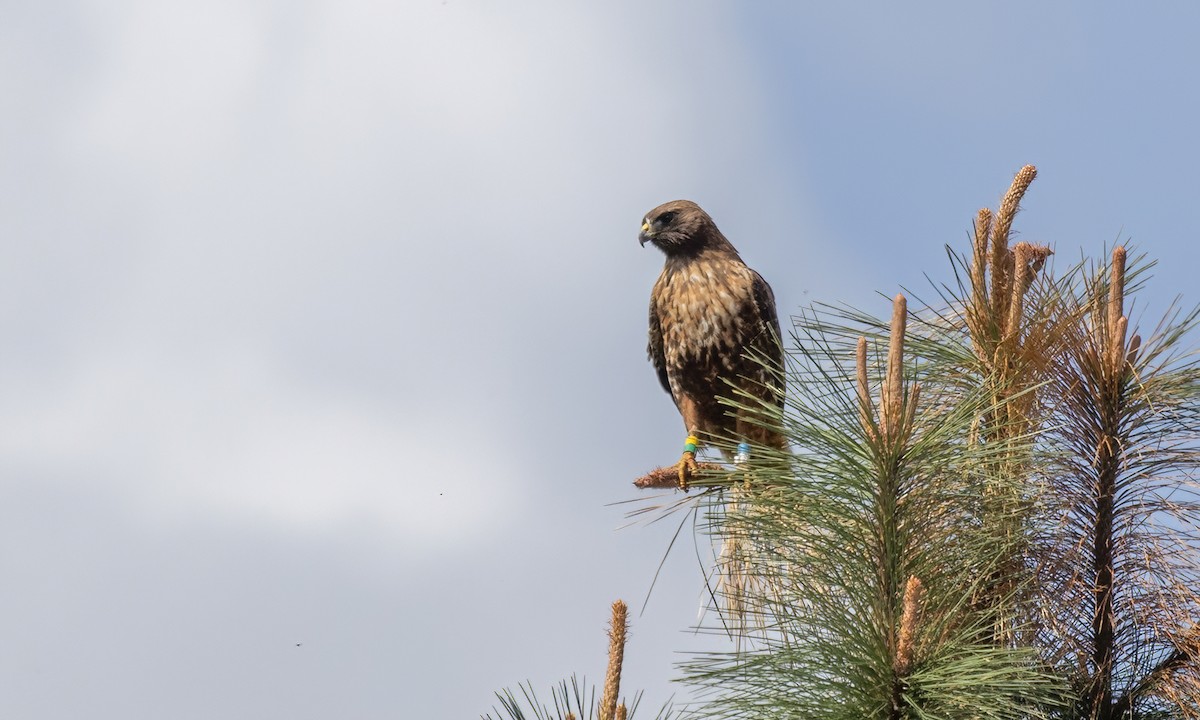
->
[639,220,652,247]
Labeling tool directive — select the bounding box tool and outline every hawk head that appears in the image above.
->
[639,200,723,255]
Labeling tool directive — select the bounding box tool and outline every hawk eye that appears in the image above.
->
[658,211,676,226]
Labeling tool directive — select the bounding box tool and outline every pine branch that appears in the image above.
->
[633,463,727,490]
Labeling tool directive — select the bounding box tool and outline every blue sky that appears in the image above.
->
[1,2,1198,718]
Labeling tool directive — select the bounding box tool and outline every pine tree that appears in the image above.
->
[675,166,1200,718]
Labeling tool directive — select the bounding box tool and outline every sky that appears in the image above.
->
[1,2,1198,718]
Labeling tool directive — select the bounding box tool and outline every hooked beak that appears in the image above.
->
[638,220,652,247]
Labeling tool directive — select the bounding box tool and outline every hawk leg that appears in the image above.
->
[677,434,700,491]
[677,451,698,491]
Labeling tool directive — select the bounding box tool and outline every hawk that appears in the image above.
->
[640,200,785,490]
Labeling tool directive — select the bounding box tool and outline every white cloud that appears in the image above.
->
[1,344,519,546]
[62,1,269,181]
[0,0,828,567]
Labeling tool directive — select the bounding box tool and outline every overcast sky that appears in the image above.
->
[2,2,1199,718]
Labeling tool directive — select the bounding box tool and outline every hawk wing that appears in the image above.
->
[751,269,782,352]
[750,269,785,402]
[647,300,672,397]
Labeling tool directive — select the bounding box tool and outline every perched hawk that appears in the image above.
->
[640,200,785,489]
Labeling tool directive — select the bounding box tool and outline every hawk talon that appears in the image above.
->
[677,451,698,492]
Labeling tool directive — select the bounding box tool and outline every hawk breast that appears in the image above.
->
[654,256,757,378]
